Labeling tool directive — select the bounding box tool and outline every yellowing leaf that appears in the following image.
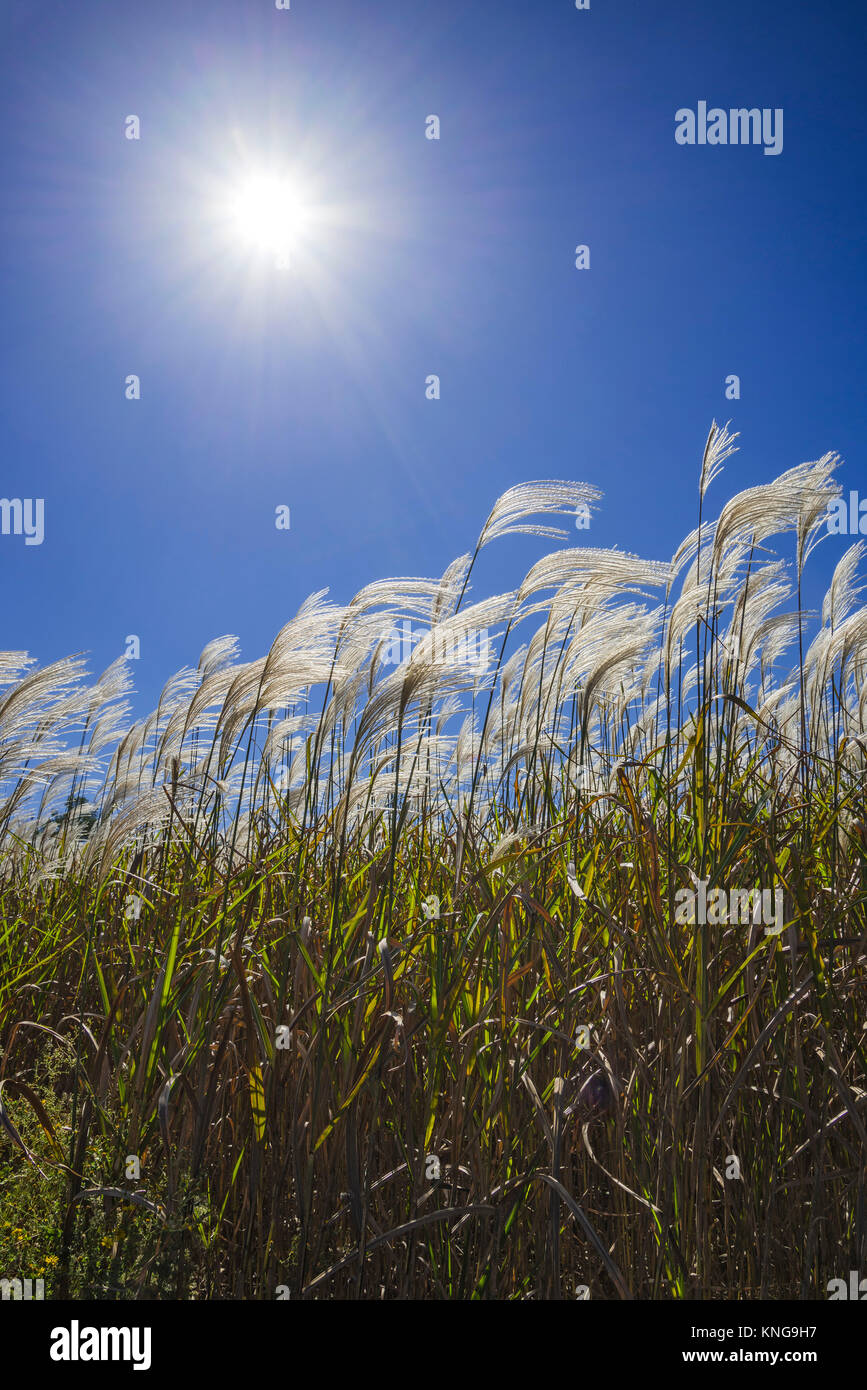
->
[249,1065,266,1144]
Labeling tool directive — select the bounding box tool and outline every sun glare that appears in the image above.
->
[227,173,313,257]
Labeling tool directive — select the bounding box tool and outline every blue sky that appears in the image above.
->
[1,0,865,712]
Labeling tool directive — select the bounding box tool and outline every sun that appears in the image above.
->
[227,173,314,257]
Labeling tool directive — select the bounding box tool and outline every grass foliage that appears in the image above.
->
[1,425,865,1299]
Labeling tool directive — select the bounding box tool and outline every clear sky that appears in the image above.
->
[1,0,865,712]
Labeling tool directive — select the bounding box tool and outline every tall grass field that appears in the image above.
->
[1,424,865,1300]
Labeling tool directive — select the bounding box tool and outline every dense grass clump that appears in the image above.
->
[1,425,865,1298]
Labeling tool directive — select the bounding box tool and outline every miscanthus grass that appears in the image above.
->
[1,425,865,1299]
